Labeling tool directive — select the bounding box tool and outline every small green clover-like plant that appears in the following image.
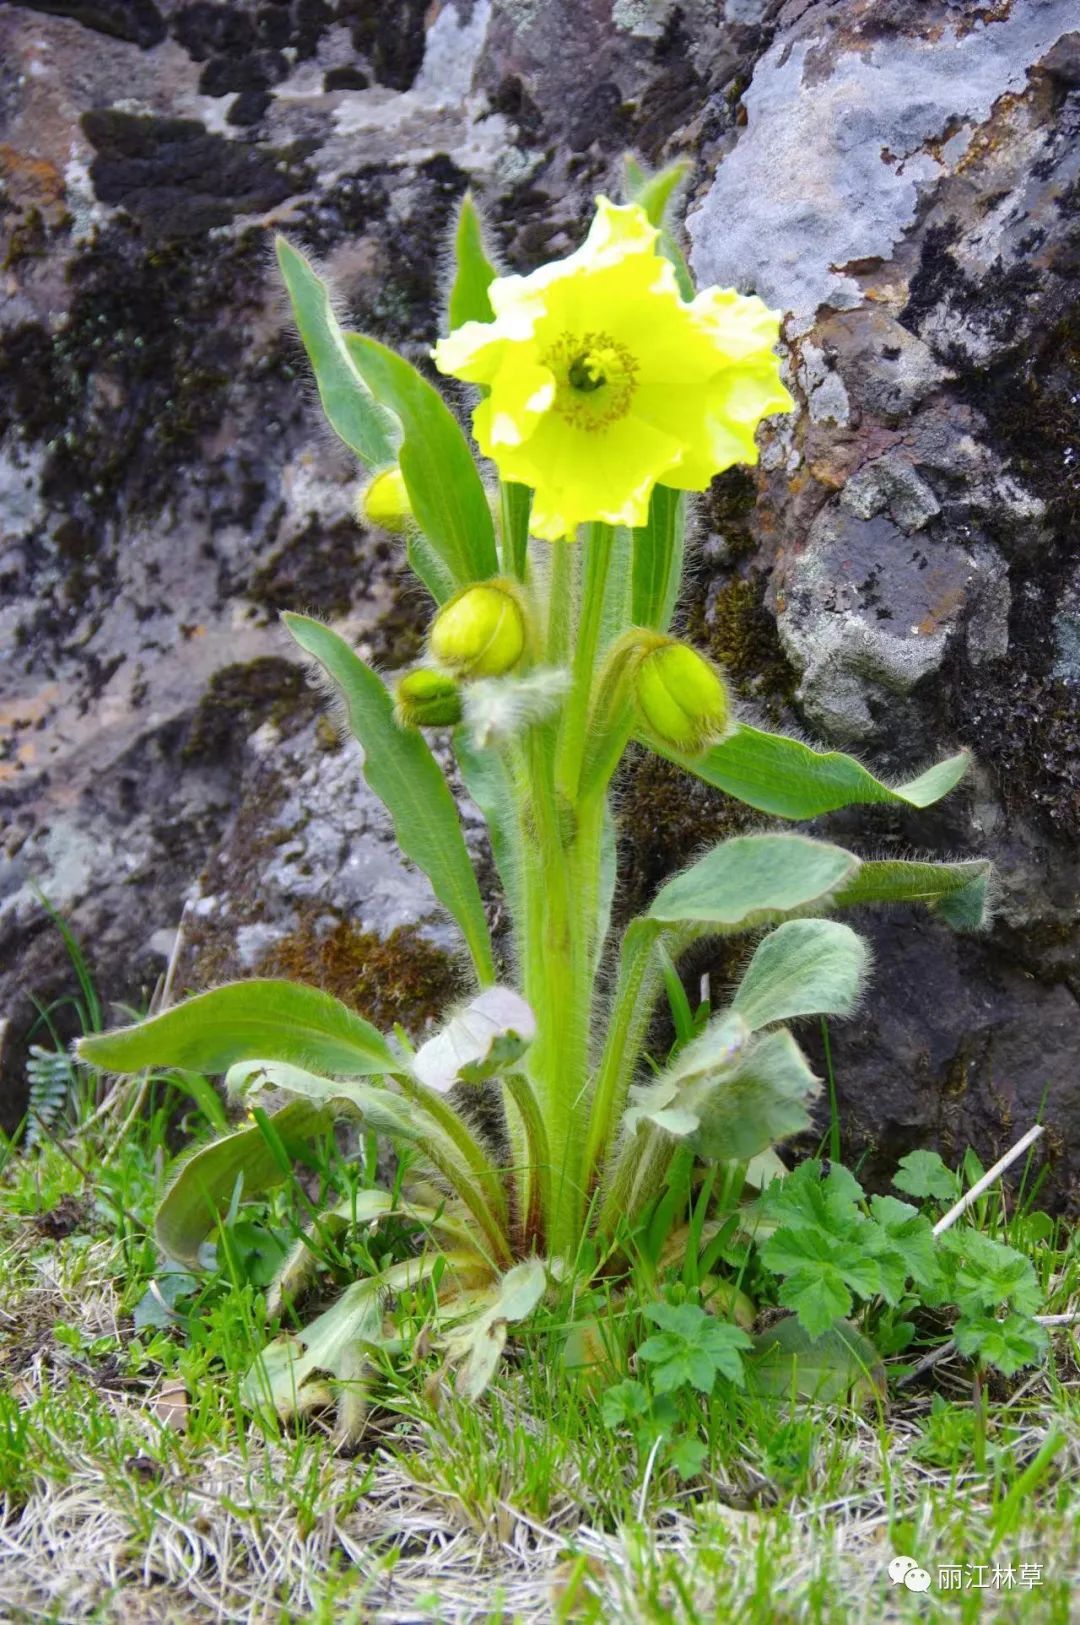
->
[601,1301,750,1483]
[754,1160,1047,1378]
[638,1301,752,1393]
[893,1149,961,1201]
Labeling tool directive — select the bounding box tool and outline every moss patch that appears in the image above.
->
[258,917,459,1033]
[181,658,316,762]
[687,573,797,708]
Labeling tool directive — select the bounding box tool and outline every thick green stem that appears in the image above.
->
[395,1073,512,1267]
[581,924,664,1200]
[557,523,613,799]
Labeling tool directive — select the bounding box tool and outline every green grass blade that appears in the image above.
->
[78,980,396,1077]
[344,334,498,597]
[284,613,495,985]
[654,724,972,818]
[275,237,399,469]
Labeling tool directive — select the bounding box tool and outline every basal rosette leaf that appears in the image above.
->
[77,979,396,1079]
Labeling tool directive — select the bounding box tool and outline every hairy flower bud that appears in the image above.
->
[395,668,462,728]
[359,466,411,534]
[635,640,730,754]
[430,582,527,680]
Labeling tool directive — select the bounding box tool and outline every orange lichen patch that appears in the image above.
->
[0,683,61,780]
[0,145,67,223]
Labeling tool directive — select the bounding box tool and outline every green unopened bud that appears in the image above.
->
[430,581,527,680]
[635,640,730,754]
[359,466,411,534]
[395,668,462,728]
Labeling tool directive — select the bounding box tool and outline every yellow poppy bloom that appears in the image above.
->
[433,198,794,540]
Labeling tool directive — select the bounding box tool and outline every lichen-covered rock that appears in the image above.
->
[1,0,1077,1204]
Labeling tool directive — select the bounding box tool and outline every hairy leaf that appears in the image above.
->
[650,834,858,931]
[835,857,991,930]
[448,192,496,330]
[731,919,869,1029]
[276,237,399,468]
[283,614,495,985]
[344,334,498,597]
[78,979,395,1078]
[656,724,971,819]
[156,1099,337,1267]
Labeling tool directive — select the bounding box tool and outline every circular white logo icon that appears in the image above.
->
[888,1555,932,1592]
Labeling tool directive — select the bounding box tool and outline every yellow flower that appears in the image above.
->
[433,198,794,540]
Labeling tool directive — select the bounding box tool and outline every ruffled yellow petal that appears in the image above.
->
[433,194,794,536]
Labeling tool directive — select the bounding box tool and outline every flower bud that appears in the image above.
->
[634,640,730,754]
[395,668,462,728]
[429,582,527,680]
[359,466,411,534]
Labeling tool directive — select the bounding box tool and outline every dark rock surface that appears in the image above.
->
[1,0,1077,1204]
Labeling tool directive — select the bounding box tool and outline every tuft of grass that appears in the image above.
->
[1,936,1077,1621]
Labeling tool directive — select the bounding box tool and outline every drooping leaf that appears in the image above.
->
[275,237,399,469]
[748,1316,886,1404]
[78,979,396,1078]
[835,858,991,930]
[649,834,859,931]
[731,919,869,1030]
[690,1030,821,1161]
[413,988,536,1093]
[625,1021,820,1163]
[448,192,496,330]
[445,1256,548,1400]
[343,334,498,598]
[654,724,971,819]
[155,1099,337,1267]
[283,613,495,986]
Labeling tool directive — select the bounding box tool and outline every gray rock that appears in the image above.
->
[1,0,1078,1202]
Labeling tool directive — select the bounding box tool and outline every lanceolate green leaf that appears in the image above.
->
[343,334,498,598]
[623,156,694,300]
[732,919,869,1030]
[655,724,972,819]
[275,237,399,469]
[632,485,684,632]
[835,858,991,930]
[448,192,497,330]
[77,980,396,1077]
[284,613,495,986]
[156,1099,337,1267]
